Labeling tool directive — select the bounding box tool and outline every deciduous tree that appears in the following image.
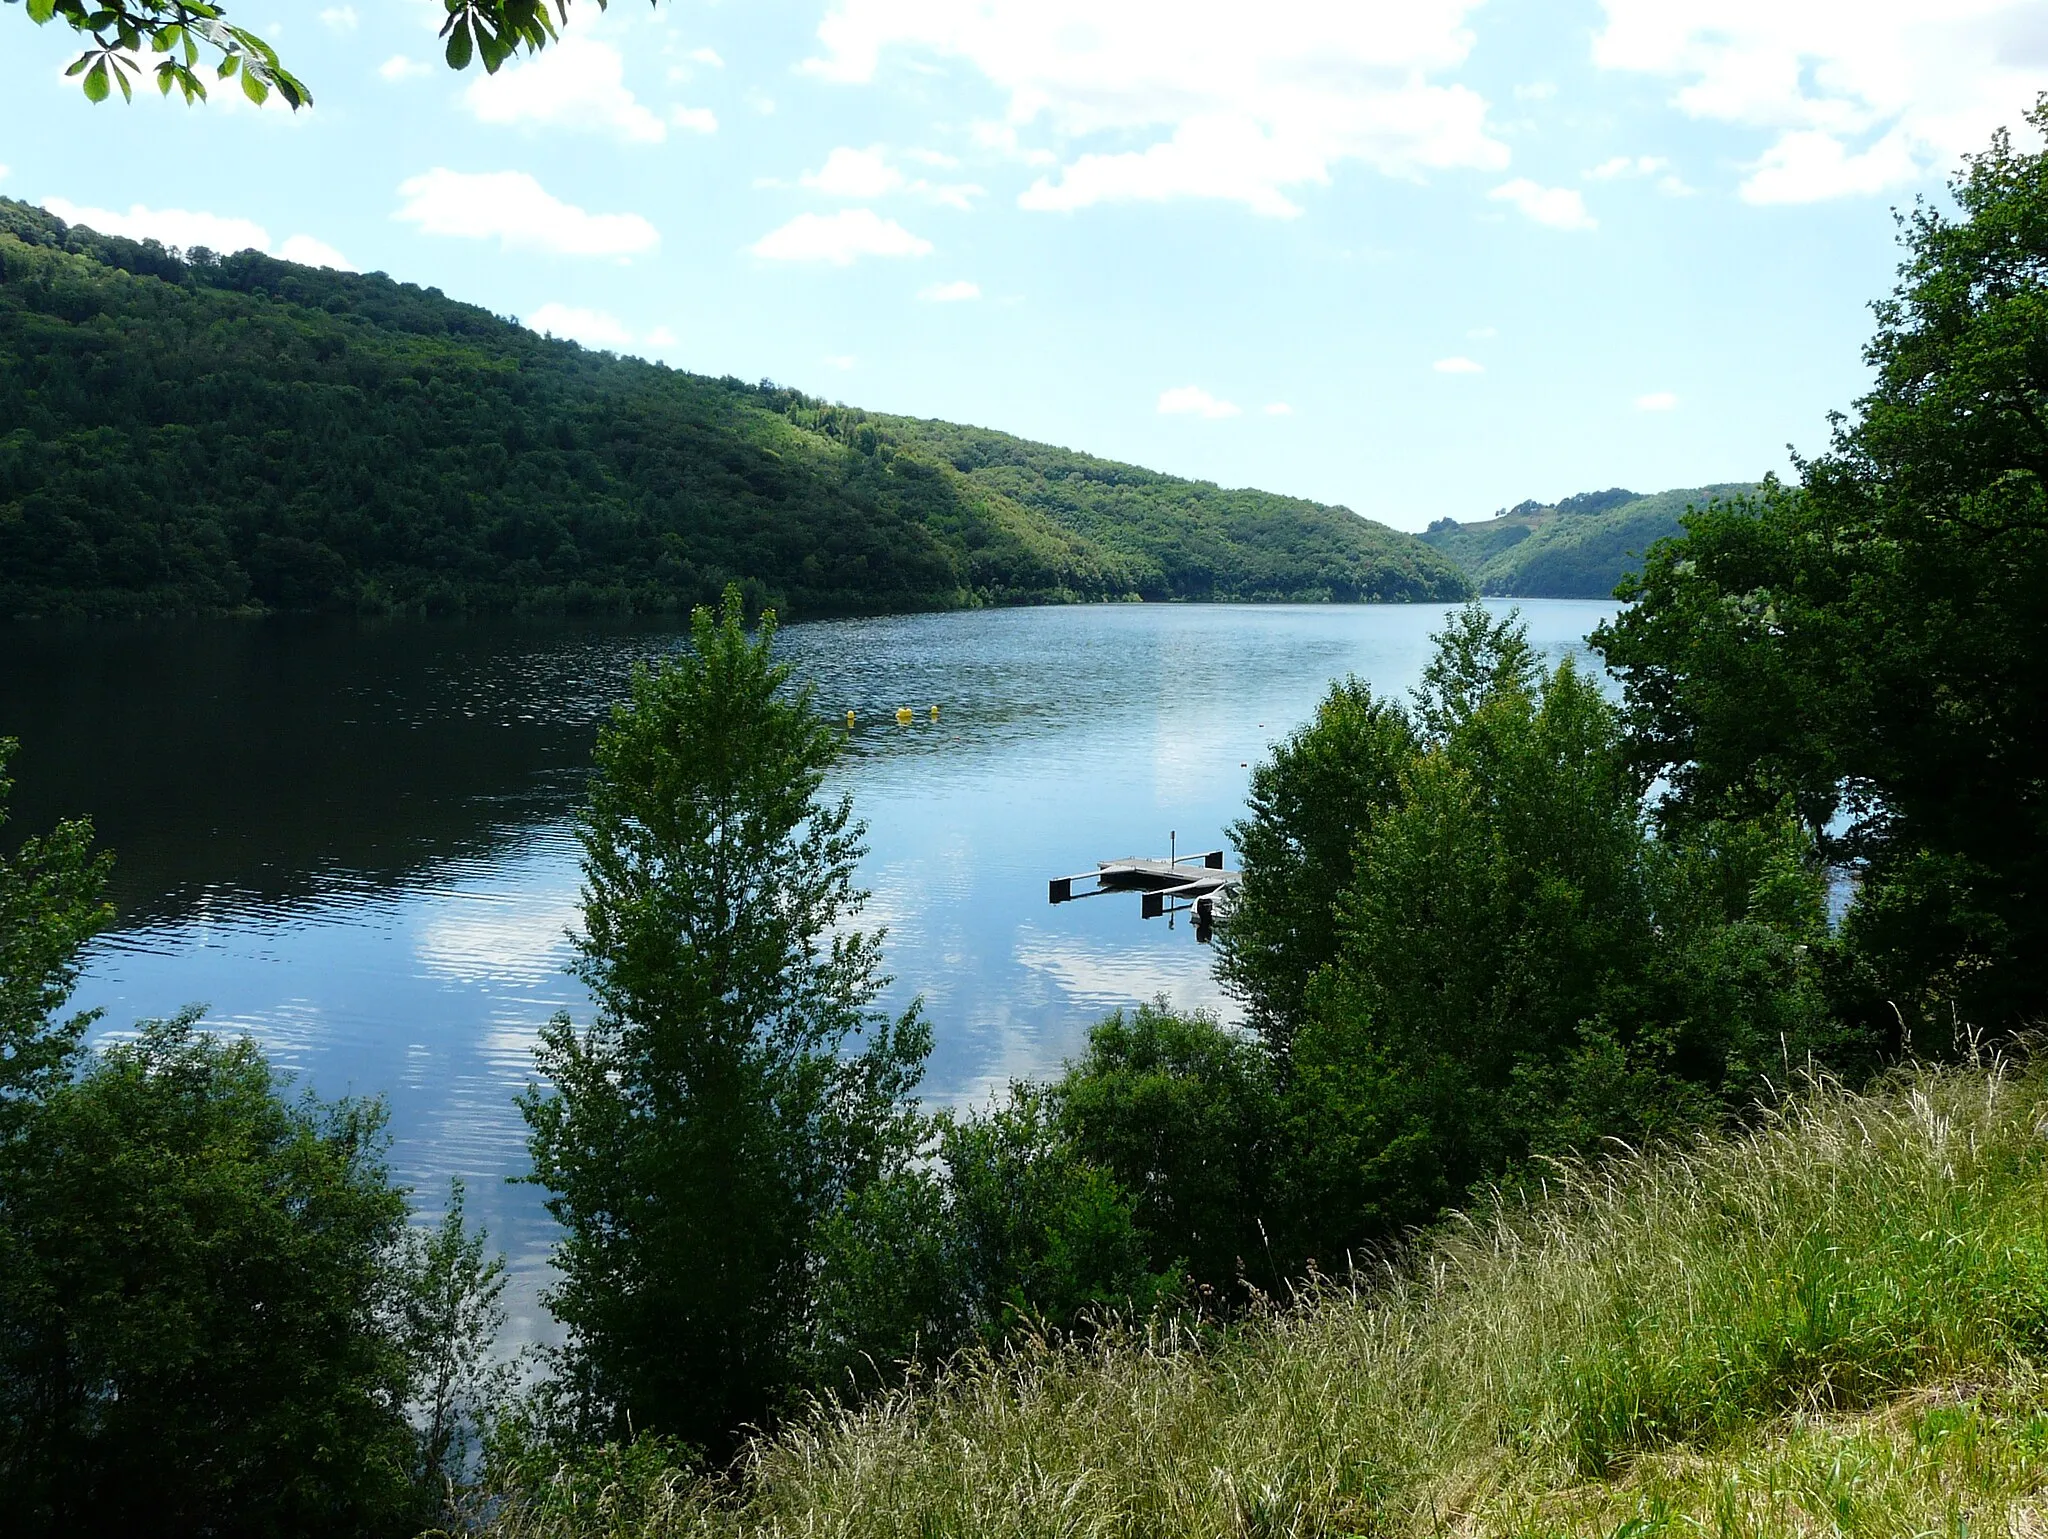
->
[1596,98,2048,1038]
[520,585,930,1450]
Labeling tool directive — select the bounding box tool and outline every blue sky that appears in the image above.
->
[4,0,2045,529]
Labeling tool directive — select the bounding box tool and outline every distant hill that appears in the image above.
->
[1420,483,1759,599]
[0,198,1467,620]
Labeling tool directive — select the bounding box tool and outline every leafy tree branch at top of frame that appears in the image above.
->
[9,0,656,108]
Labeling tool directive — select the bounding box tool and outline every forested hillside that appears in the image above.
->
[1422,483,1756,597]
[0,199,1467,619]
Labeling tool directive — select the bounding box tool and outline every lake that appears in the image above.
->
[0,598,1615,1340]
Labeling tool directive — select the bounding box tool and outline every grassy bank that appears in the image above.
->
[471,1059,2048,1538]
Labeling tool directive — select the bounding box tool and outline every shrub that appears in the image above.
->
[0,1015,428,1537]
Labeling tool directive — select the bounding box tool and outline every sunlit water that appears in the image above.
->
[0,599,1614,1342]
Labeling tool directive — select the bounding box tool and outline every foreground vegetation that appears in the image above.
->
[469,1056,2048,1539]
[0,197,1466,620]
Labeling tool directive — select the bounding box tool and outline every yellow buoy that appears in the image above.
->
[846,710,857,729]
[929,704,940,720]
[895,706,913,724]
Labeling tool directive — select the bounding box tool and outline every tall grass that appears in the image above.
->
[470,1060,2048,1538]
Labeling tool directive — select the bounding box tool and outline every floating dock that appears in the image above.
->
[1048,849,1240,941]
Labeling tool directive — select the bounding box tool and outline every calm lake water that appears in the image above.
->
[0,599,1614,1341]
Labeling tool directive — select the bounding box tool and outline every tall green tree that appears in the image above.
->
[1595,98,2048,1039]
[1215,682,1415,1053]
[520,584,930,1450]
[1217,603,1537,1054]
[1219,608,1838,1264]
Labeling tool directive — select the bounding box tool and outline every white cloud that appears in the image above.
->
[823,353,858,369]
[1263,401,1294,415]
[526,303,636,348]
[689,46,724,67]
[47,198,270,253]
[464,36,666,144]
[0,164,10,182]
[645,325,677,346]
[971,121,1057,166]
[394,170,660,258]
[1635,390,1680,410]
[1741,129,1920,203]
[917,181,985,210]
[907,147,961,168]
[795,146,982,207]
[1595,0,2048,204]
[919,278,981,301]
[1588,154,1665,179]
[1514,80,1558,101]
[1586,152,1695,195]
[746,89,776,114]
[1433,356,1485,373]
[1466,325,1498,338]
[803,145,905,197]
[1158,385,1241,418]
[670,106,719,134]
[805,0,1508,218]
[278,234,351,268]
[1018,121,1314,218]
[43,198,353,268]
[1488,178,1598,229]
[748,208,932,264]
[379,54,429,81]
[319,5,358,32]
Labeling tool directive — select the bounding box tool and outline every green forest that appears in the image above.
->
[0,197,1466,620]
[5,96,2048,1539]
[1421,482,1758,597]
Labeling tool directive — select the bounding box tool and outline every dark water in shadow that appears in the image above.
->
[0,599,1614,1342]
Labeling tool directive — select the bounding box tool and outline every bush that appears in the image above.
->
[0,1015,429,1537]
[808,1083,1178,1394]
[1052,1004,1280,1295]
